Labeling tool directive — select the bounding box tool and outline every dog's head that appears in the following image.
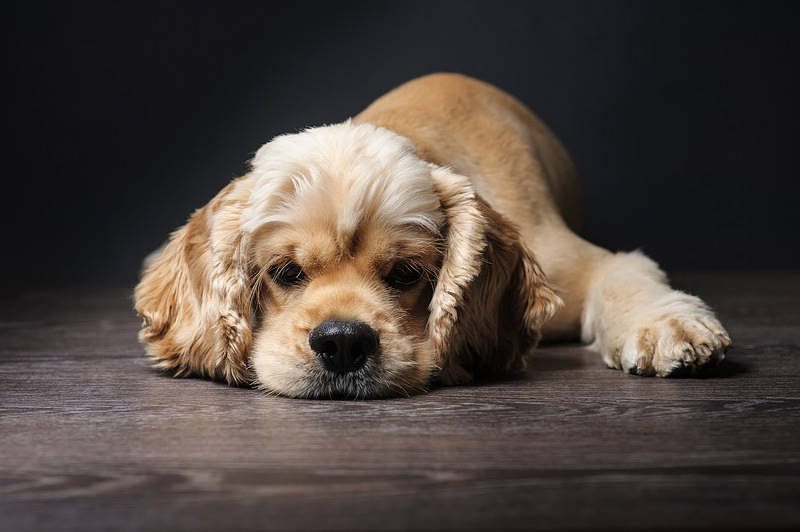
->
[135,122,561,398]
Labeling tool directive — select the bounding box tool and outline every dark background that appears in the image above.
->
[6,1,799,291]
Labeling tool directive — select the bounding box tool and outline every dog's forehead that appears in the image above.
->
[239,122,444,241]
[251,210,440,270]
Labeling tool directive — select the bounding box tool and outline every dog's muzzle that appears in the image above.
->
[308,319,379,374]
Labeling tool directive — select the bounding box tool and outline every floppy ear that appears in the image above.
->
[426,165,562,384]
[134,178,254,385]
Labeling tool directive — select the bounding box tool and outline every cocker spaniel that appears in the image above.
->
[135,73,731,398]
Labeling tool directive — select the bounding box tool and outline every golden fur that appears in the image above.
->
[135,73,730,397]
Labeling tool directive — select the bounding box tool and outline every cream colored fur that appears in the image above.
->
[135,73,730,397]
[581,251,729,375]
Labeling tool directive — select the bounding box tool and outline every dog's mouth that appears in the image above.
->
[303,365,383,399]
[287,355,428,399]
[297,318,391,399]
[252,316,429,398]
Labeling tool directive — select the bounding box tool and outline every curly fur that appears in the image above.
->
[135,73,730,397]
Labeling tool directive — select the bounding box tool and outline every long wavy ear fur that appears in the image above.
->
[426,166,562,385]
[134,179,254,384]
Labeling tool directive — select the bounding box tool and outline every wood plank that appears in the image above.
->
[1,274,799,530]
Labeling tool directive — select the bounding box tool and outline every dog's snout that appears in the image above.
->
[309,319,378,374]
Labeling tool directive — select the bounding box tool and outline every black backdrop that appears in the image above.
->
[7,1,799,290]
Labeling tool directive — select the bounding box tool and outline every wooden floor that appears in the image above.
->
[1,273,799,531]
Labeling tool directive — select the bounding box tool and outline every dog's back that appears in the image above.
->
[354,72,582,234]
[358,73,731,374]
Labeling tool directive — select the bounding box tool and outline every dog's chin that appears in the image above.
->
[262,372,399,400]
[301,369,390,400]
[251,319,435,398]
[253,355,431,399]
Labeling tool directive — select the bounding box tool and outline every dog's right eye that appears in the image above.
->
[268,261,306,287]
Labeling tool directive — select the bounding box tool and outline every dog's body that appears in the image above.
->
[135,73,730,397]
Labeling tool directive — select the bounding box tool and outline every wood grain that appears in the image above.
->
[1,273,799,531]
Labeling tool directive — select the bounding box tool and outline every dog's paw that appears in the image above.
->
[613,312,731,377]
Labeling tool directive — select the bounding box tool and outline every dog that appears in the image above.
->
[134,73,731,398]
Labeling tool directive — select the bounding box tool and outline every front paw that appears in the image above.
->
[614,312,731,377]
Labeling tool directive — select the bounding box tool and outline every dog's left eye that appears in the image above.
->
[269,261,306,287]
[385,262,424,290]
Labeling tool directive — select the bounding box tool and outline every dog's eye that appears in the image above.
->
[385,262,424,290]
[269,261,306,287]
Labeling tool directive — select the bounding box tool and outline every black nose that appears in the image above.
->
[308,319,378,374]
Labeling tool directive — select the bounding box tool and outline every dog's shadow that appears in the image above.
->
[484,344,749,385]
[667,358,748,379]
[527,351,587,373]
[461,345,590,388]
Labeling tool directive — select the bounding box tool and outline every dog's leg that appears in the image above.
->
[580,249,732,376]
[535,227,731,376]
